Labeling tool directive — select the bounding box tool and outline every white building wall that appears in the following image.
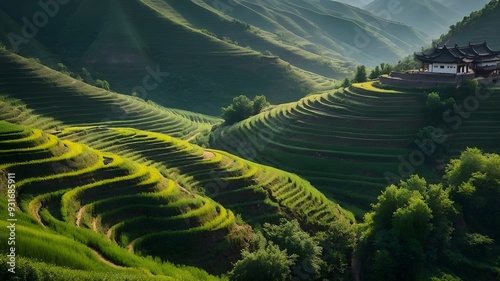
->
[430,63,457,74]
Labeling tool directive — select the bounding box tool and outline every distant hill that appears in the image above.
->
[326,0,374,8]
[440,0,500,49]
[0,0,317,115]
[440,0,491,16]
[205,0,428,66]
[0,0,429,115]
[365,0,490,38]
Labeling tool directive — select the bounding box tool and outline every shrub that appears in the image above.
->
[222,95,269,124]
[263,219,324,280]
[425,92,455,121]
[252,95,269,115]
[341,77,351,88]
[95,79,110,91]
[353,65,367,83]
[56,63,74,77]
[369,66,381,79]
[229,243,295,281]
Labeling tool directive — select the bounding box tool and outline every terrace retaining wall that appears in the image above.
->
[380,72,476,88]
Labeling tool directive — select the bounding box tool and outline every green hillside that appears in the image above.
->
[0,0,317,115]
[198,0,429,66]
[0,48,355,276]
[440,0,500,48]
[365,0,488,38]
[0,49,216,138]
[336,0,373,8]
[56,126,354,227]
[0,121,228,279]
[210,82,500,216]
[0,0,431,115]
[1,1,499,280]
[444,0,491,15]
[0,48,353,229]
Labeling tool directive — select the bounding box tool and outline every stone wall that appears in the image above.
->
[380,71,475,89]
[476,74,500,86]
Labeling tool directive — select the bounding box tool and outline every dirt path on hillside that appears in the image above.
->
[176,181,195,198]
[91,218,98,232]
[185,132,200,142]
[106,228,114,240]
[76,206,85,227]
[31,205,46,228]
[127,239,138,253]
[89,247,123,269]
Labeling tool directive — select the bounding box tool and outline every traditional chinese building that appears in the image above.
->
[414,42,500,76]
[380,42,500,88]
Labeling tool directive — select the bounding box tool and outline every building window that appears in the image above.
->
[440,66,444,69]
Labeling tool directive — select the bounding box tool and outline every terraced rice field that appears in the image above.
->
[210,82,431,215]
[57,126,354,227]
[0,49,217,138]
[444,87,500,153]
[211,82,500,215]
[0,121,235,275]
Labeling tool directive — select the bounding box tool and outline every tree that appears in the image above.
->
[369,66,381,79]
[263,219,324,280]
[229,243,295,281]
[80,67,94,84]
[353,65,367,83]
[222,95,254,124]
[315,221,356,280]
[393,56,420,72]
[425,92,443,112]
[94,79,110,91]
[341,77,351,88]
[445,148,500,239]
[380,63,393,75]
[222,95,269,124]
[425,92,455,121]
[56,63,73,76]
[252,95,269,114]
[359,175,457,280]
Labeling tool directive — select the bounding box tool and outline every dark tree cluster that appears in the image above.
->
[221,95,270,125]
[358,148,500,281]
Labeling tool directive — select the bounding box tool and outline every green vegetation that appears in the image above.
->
[230,218,355,281]
[211,82,430,214]
[0,2,499,279]
[56,126,353,229]
[94,79,110,91]
[262,219,324,280]
[353,65,368,83]
[211,80,500,216]
[365,0,488,38]
[0,49,213,137]
[0,0,432,116]
[357,148,500,281]
[229,242,294,281]
[0,122,234,278]
[0,256,176,281]
[341,77,351,88]
[437,0,500,47]
[221,95,270,125]
[424,92,455,121]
